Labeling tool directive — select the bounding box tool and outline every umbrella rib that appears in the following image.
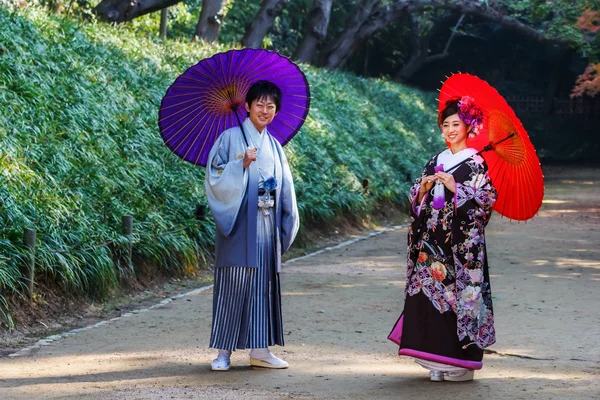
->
[440,79,501,109]
[268,72,311,82]
[283,102,311,110]
[268,124,283,142]
[283,94,311,99]
[512,159,524,220]
[511,135,539,219]
[487,155,506,216]
[240,53,281,81]
[161,102,210,140]
[159,90,208,100]
[440,79,517,119]
[496,161,512,219]
[160,98,211,134]
[229,50,248,86]
[525,164,536,219]
[164,107,211,146]
[177,74,221,86]
[193,114,222,165]
[192,63,223,92]
[272,117,302,132]
[237,49,264,77]
[232,50,266,86]
[204,61,229,93]
[189,62,224,87]
[518,157,534,220]
[159,96,209,116]
[162,85,213,91]
[245,57,298,84]
[277,110,308,121]
[222,49,231,87]
[275,84,311,88]
[177,111,218,159]
[205,90,233,109]
[520,156,540,219]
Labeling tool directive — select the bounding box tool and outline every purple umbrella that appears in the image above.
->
[158,49,311,166]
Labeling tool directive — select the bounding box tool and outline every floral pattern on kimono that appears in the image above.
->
[405,152,497,349]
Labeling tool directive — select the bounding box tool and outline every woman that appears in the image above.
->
[389,97,497,382]
[205,80,299,371]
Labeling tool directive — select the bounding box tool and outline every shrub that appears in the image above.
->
[0,6,442,328]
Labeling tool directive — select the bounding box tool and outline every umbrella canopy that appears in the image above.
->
[438,73,544,221]
[159,49,311,166]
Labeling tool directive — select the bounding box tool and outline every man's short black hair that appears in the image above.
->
[246,80,282,113]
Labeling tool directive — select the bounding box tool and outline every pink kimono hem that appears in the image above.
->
[398,348,483,370]
[387,315,403,345]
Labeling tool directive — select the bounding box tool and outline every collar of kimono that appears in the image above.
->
[437,147,477,169]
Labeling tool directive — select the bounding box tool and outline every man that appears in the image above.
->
[205,80,299,371]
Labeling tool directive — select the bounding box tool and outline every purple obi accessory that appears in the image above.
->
[433,164,445,210]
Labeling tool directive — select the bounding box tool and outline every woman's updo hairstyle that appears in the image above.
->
[437,96,484,137]
[438,98,461,127]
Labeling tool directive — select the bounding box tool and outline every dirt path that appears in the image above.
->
[0,167,598,400]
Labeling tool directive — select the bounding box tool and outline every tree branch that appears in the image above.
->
[438,13,464,56]
[94,0,183,23]
[323,0,569,69]
[241,0,290,48]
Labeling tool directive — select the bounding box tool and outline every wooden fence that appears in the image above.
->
[505,96,600,119]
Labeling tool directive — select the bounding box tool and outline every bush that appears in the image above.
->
[0,6,443,328]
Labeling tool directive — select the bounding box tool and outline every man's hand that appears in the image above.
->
[243,148,258,169]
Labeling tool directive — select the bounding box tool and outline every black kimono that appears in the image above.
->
[390,148,497,370]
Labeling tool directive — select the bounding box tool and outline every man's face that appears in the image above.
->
[245,96,278,132]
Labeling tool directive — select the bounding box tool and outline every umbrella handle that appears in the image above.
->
[231,105,250,148]
[444,133,515,174]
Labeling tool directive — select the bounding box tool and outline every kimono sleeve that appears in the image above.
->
[277,142,299,253]
[454,161,496,215]
[451,158,497,348]
[205,130,247,237]
[409,157,436,216]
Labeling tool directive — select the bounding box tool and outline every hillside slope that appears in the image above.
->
[0,6,442,327]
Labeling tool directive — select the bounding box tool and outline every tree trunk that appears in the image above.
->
[319,0,380,69]
[543,47,570,115]
[294,0,333,64]
[159,8,168,39]
[194,0,226,42]
[241,0,291,48]
[94,0,183,23]
[396,52,428,82]
[394,14,426,82]
[322,0,570,70]
[395,14,462,82]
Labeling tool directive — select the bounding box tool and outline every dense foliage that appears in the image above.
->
[0,6,441,328]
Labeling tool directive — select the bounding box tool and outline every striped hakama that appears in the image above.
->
[209,207,284,351]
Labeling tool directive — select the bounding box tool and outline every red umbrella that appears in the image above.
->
[438,73,544,221]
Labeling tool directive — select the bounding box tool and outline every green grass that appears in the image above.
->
[0,6,443,328]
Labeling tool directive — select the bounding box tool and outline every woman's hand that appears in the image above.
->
[435,171,456,193]
[243,148,258,169]
[418,175,437,203]
[420,175,437,194]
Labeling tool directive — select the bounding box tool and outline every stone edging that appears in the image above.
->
[8,224,407,358]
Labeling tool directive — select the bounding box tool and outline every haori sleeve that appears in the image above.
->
[277,143,299,253]
[204,130,248,237]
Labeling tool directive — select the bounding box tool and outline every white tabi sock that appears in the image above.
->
[249,348,272,359]
[216,349,231,361]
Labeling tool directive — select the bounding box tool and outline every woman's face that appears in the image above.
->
[245,96,278,132]
[441,113,469,146]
